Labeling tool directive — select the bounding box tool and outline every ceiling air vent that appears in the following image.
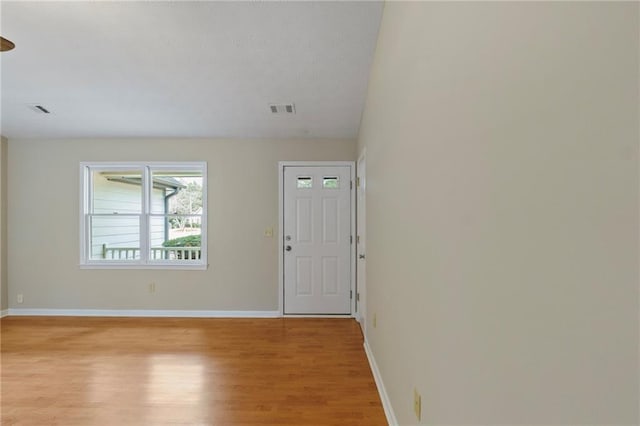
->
[28,104,51,114]
[269,103,295,114]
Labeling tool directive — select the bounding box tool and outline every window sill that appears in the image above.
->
[79,263,208,270]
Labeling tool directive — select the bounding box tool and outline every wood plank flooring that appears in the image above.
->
[1,317,386,426]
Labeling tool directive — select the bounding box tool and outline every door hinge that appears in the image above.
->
[350,180,353,190]
[357,235,360,244]
[356,292,360,302]
[350,235,353,244]
[357,177,360,188]
[350,290,353,299]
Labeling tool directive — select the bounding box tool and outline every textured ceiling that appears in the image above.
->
[0,1,383,139]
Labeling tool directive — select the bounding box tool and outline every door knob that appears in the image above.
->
[359,254,365,259]
[285,245,292,252]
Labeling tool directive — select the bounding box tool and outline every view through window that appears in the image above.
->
[80,162,207,268]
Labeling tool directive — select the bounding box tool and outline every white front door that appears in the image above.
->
[283,165,352,314]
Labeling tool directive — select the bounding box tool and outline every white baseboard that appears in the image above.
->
[0,309,8,318]
[6,308,280,318]
[364,340,398,426]
[283,314,353,318]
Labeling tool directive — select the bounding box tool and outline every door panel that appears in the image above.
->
[296,257,313,295]
[322,198,339,243]
[296,198,312,242]
[284,166,351,314]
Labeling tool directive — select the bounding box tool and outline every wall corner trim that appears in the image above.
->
[364,340,398,426]
[6,309,281,318]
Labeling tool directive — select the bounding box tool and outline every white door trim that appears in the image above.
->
[278,161,356,317]
[356,149,367,332]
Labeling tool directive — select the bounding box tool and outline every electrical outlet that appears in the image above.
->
[17,294,24,304]
[373,313,377,328]
[264,227,274,238]
[149,283,156,293]
[414,388,422,421]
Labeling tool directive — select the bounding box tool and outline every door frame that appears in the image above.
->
[278,161,356,317]
[356,149,367,333]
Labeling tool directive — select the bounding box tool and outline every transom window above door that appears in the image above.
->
[80,162,207,269]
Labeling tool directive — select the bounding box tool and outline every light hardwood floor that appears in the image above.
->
[1,317,386,426]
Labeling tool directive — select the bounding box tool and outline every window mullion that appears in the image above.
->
[140,166,151,263]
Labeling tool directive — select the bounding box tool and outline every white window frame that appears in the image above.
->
[79,161,207,270]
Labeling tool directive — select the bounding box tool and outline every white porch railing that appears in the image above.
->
[102,244,201,260]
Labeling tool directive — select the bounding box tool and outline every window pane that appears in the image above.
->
[297,177,312,189]
[151,170,204,215]
[92,169,142,214]
[323,177,339,189]
[150,215,202,261]
[90,215,141,260]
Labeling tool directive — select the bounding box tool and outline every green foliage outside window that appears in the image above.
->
[162,235,201,248]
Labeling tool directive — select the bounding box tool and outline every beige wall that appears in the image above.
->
[7,138,355,311]
[358,2,638,425]
[1,135,7,312]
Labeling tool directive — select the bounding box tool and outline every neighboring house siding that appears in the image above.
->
[150,194,165,248]
[91,174,165,258]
